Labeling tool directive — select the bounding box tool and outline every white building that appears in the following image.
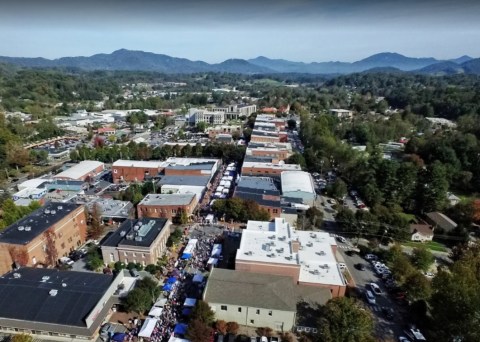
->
[188,108,224,125]
[329,109,354,119]
[281,171,316,206]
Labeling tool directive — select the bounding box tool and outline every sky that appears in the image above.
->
[0,0,479,62]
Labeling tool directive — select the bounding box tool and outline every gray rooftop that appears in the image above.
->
[204,269,331,312]
[0,268,115,327]
[166,162,215,171]
[0,202,82,245]
[139,193,196,206]
[243,155,275,163]
[102,218,169,248]
[158,175,210,187]
[237,176,279,194]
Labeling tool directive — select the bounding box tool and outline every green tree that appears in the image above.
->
[124,288,152,314]
[403,272,432,301]
[191,300,215,325]
[316,297,375,342]
[285,152,306,168]
[196,122,207,132]
[418,161,449,213]
[411,246,435,272]
[167,228,183,247]
[328,178,348,200]
[86,247,104,271]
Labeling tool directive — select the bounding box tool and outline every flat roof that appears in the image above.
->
[236,218,344,286]
[86,198,133,219]
[102,218,170,248]
[251,129,279,137]
[0,202,82,245]
[204,268,331,312]
[236,176,280,195]
[139,193,195,206]
[281,171,315,194]
[234,192,280,207]
[0,268,115,327]
[54,161,104,180]
[243,156,274,163]
[165,157,219,165]
[242,162,301,171]
[158,175,210,187]
[113,160,168,168]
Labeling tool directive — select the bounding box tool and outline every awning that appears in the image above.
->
[148,306,163,317]
[174,323,188,335]
[192,273,204,283]
[138,318,158,338]
[166,277,177,284]
[154,298,168,307]
[183,298,197,307]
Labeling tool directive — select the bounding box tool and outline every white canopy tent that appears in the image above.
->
[192,273,204,283]
[148,307,163,318]
[138,318,158,338]
[154,298,168,307]
[207,257,218,265]
[168,337,190,342]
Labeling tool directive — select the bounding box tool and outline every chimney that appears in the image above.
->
[292,240,300,253]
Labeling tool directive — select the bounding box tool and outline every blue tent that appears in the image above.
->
[182,308,192,316]
[181,253,192,260]
[162,283,173,291]
[174,323,188,335]
[166,276,177,284]
[111,333,126,342]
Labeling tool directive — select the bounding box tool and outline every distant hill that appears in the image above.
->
[0,49,476,75]
[414,58,480,75]
[461,58,480,75]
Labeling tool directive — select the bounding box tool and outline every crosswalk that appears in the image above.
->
[337,245,351,249]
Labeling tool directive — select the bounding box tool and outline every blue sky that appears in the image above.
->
[0,0,479,62]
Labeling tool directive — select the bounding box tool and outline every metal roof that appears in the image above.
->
[281,171,315,194]
[54,161,104,180]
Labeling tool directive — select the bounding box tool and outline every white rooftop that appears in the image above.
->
[17,178,52,191]
[113,160,169,168]
[242,161,301,171]
[165,157,219,165]
[281,171,315,194]
[54,160,104,180]
[237,218,344,286]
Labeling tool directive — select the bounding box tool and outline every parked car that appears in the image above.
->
[365,290,376,305]
[59,257,74,266]
[381,307,395,320]
[337,236,347,243]
[365,254,378,261]
[369,283,382,295]
[355,263,366,271]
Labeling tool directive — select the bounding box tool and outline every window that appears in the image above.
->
[142,253,146,258]
[124,252,128,256]
[250,320,254,324]
[238,307,242,313]
[132,253,136,258]
[220,305,227,311]
[273,209,278,214]
[256,309,260,315]
[268,310,273,316]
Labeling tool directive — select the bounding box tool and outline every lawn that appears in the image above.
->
[403,240,447,252]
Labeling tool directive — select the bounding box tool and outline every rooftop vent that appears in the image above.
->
[126,233,134,240]
[13,273,21,279]
[62,283,67,287]
[306,242,313,247]
[24,226,31,232]
[57,206,63,210]
[244,251,253,256]
[44,209,51,214]
[49,289,58,296]
[135,236,143,242]
[17,226,25,231]
[316,251,326,256]
[42,276,50,281]
[50,210,56,215]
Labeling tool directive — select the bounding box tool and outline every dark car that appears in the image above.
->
[381,307,395,320]
[345,250,356,256]
[69,251,81,261]
[355,263,366,271]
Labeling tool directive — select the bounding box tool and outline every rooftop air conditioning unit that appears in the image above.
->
[17,226,25,231]
[49,289,58,296]
[50,210,56,215]
[13,273,21,279]
[120,231,127,237]
[57,206,63,210]
[42,276,50,281]
[44,209,51,214]
[135,236,142,242]
[24,226,31,232]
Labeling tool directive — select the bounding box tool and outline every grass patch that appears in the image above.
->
[397,212,417,223]
[403,241,447,252]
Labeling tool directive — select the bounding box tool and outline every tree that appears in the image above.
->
[403,272,432,301]
[124,288,152,314]
[287,119,297,130]
[86,246,104,271]
[418,161,449,213]
[191,300,215,325]
[285,152,306,168]
[226,321,239,335]
[87,203,104,239]
[11,334,33,342]
[186,319,213,342]
[316,297,375,342]
[196,122,207,133]
[167,228,183,247]
[411,246,435,272]
[215,320,228,335]
[328,178,348,200]
[177,208,189,225]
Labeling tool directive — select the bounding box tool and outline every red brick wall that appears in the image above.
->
[112,166,164,183]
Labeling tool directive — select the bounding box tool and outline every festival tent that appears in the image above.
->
[211,244,222,257]
[111,333,126,342]
[222,188,229,194]
[182,308,192,316]
[162,283,173,291]
[207,258,218,266]
[183,298,197,307]
[192,273,204,283]
[138,318,158,338]
[224,181,232,188]
[205,214,214,223]
[173,323,188,335]
[148,306,163,317]
[166,277,177,284]
[181,239,198,259]
[154,298,168,307]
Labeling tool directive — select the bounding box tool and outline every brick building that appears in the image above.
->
[0,202,87,276]
[112,160,168,183]
[241,162,301,178]
[245,142,293,163]
[137,193,198,222]
[235,218,347,297]
[101,218,171,266]
[234,177,281,220]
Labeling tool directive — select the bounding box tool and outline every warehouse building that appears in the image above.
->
[54,161,105,181]
[204,268,331,331]
[281,171,316,206]
[0,267,124,340]
[137,193,198,222]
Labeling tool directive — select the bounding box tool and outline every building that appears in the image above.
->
[410,223,434,242]
[425,212,458,233]
[101,218,171,266]
[246,142,293,163]
[255,115,286,130]
[211,104,257,120]
[54,161,105,181]
[207,125,241,139]
[447,192,461,206]
[235,218,347,297]
[203,268,331,332]
[281,171,316,206]
[188,108,225,125]
[241,162,301,178]
[0,267,125,340]
[0,202,87,276]
[250,129,282,144]
[112,160,169,183]
[329,109,354,119]
[12,188,47,206]
[96,127,116,136]
[234,177,281,220]
[137,193,198,222]
[216,134,233,144]
[82,198,134,223]
[157,175,210,202]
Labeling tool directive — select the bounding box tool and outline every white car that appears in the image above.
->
[365,290,376,304]
[59,257,74,266]
[365,254,378,261]
[369,283,382,295]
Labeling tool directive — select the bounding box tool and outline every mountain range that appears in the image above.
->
[0,49,478,75]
